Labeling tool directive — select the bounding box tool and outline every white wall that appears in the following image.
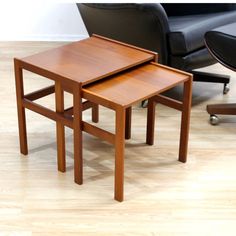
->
[0,2,88,41]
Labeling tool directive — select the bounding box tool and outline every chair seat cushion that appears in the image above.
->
[168,11,236,56]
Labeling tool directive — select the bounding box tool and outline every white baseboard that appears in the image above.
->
[0,34,88,42]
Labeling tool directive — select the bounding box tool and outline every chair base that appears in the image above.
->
[192,71,230,94]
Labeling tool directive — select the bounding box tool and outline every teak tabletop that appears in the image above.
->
[83,62,190,108]
[20,34,157,86]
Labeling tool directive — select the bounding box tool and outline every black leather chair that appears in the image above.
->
[205,22,236,125]
[77,3,236,94]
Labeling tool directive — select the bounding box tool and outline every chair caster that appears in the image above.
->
[141,100,148,108]
[223,83,230,94]
[209,115,220,125]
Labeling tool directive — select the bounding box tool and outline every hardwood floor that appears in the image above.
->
[1,41,236,235]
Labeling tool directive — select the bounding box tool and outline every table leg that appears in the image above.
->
[115,106,125,202]
[178,78,192,163]
[55,81,66,172]
[14,59,28,155]
[92,104,99,123]
[73,84,83,185]
[125,107,132,140]
[146,97,156,145]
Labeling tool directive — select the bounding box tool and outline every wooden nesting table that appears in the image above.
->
[14,34,192,201]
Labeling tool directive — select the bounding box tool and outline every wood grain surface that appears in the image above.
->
[83,63,190,108]
[19,35,156,85]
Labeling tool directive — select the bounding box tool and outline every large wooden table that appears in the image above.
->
[14,34,192,201]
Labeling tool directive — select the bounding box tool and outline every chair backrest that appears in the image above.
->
[205,28,236,71]
[77,3,170,64]
[162,3,236,16]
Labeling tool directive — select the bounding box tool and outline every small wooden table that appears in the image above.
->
[14,34,156,184]
[82,62,192,201]
[14,34,192,201]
